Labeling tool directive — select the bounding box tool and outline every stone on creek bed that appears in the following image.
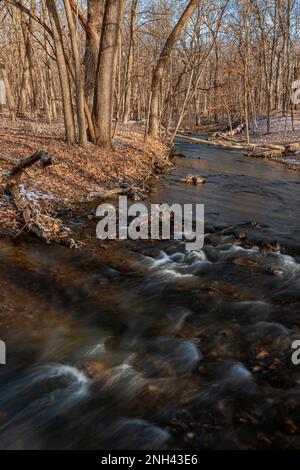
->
[182,174,206,184]
[132,337,202,378]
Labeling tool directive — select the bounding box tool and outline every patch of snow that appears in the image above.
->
[19,184,56,205]
[114,139,127,148]
[239,113,300,146]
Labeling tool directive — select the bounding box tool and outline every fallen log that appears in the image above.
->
[246,142,298,159]
[176,133,288,155]
[3,149,52,187]
[286,142,300,153]
[213,121,246,139]
[176,133,252,150]
[2,149,79,248]
[249,148,285,159]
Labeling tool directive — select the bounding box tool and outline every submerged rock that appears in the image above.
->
[234,230,247,240]
[232,257,260,266]
[133,337,202,377]
[267,266,285,276]
[81,361,112,382]
[257,240,281,252]
[110,418,170,450]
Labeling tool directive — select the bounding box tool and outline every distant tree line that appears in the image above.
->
[0,0,299,147]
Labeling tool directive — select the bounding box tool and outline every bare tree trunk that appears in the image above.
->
[46,0,76,144]
[45,34,58,123]
[18,0,35,116]
[64,0,87,145]
[148,0,200,139]
[171,67,194,142]
[123,0,138,124]
[0,65,16,121]
[244,22,250,145]
[84,99,96,143]
[83,0,104,108]
[92,0,126,148]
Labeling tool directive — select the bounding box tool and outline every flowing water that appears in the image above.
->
[1,138,300,449]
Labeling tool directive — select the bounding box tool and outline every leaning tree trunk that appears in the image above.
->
[64,0,87,145]
[92,0,126,148]
[148,0,200,139]
[46,0,76,144]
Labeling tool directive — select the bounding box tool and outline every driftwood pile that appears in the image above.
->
[1,149,78,247]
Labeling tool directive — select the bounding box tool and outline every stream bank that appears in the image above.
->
[0,118,171,243]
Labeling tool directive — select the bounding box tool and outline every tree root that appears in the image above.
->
[2,149,79,248]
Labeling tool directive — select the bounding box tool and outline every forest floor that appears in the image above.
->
[238,114,300,146]
[0,118,171,240]
[237,114,300,170]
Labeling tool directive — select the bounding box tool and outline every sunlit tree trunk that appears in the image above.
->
[46,0,76,144]
[123,0,138,124]
[64,0,87,145]
[92,0,126,148]
[84,0,104,108]
[0,65,16,121]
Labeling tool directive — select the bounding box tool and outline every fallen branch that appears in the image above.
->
[3,149,79,248]
[87,184,147,202]
[0,154,19,163]
[87,186,131,201]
